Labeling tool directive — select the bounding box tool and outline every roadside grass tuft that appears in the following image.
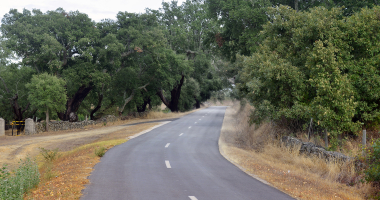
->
[0,158,40,200]
[94,147,107,157]
[39,148,59,162]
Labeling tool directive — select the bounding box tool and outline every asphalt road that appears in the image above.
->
[81,107,294,200]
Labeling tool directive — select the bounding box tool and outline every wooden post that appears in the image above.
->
[308,118,313,141]
[325,129,328,149]
[362,129,366,156]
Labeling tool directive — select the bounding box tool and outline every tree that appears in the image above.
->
[237,5,380,143]
[1,8,110,121]
[158,0,224,110]
[206,0,271,61]
[0,64,35,122]
[26,73,67,131]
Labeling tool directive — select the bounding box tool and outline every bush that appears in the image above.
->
[363,138,380,198]
[365,139,380,182]
[78,114,85,121]
[39,148,59,162]
[0,158,40,200]
[95,147,107,157]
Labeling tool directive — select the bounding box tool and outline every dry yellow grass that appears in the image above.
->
[219,101,371,200]
[25,122,161,200]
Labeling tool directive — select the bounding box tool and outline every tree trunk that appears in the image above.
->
[58,85,93,122]
[118,83,149,116]
[46,107,49,132]
[137,97,150,112]
[295,0,299,12]
[90,93,103,120]
[195,98,201,109]
[157,75,185,112]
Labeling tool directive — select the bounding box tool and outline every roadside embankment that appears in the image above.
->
[219,102,370,200]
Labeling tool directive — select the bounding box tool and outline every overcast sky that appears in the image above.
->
[0,0,186,23]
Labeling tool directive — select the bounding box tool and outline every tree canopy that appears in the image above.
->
[1,0,380,145]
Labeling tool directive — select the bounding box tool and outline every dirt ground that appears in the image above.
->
[0,117,178,169]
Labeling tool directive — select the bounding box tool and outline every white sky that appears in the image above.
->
[0,0,186,23]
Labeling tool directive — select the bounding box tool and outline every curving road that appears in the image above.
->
[81,107,294,200]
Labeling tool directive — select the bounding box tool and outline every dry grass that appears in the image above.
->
[25,122,161,200]
[219,101,372,200]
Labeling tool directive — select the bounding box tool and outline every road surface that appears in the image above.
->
[81,107,294,200]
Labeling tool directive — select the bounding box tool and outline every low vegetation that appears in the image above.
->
[220,101,374,199]
[0,158,40,200]
[24,121,164,199]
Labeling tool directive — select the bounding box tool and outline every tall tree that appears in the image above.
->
[159,0,223,110]
[1,8,111,121]
[206,0,271,61]
[26,73,67,131]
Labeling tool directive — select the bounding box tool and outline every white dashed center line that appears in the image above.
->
[188,126,192,129]
[179,133,184,136]
[165,143,170,148]
[189,196,198,200]
[199,119,201,120]
[195,122,197,124]
[165,160,171,168]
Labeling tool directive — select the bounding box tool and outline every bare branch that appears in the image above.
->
[118,83,150,113]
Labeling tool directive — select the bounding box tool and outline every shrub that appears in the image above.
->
[39,148,59,162]
[78,114,85,121]
[95,147,107,157]
[364,138,380,198]
[0,158,40,200]
[365,139,380,182]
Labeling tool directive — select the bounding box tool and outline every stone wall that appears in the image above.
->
[281,136,351,162]
[35,120,97,133]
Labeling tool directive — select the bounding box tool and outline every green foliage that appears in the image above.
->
[0,158,40,200]
[26,73,67,114]
[0,64,35,121]
[77,114,85,121]
[39,147,59,162]
[206,0,271,60]
[238,5,380,138]
[364,139,380,198]
[365,139,380,182]
[94,147,107,157]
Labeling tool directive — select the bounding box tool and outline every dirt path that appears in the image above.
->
[0,118,177,169]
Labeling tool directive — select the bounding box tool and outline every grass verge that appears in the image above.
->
[24,122,161,200]
[219,101,372,200]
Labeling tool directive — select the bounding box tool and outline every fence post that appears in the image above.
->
[308,118,313,141]
[325,129,328,149]
[0,118,4,136]
[362,129,366,156]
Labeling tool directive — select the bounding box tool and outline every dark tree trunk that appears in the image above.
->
[1,77,30,122]
[195,98,201,109]
[10,94,30,121]
[90,93,103,120]
[137,97,150,112]
[157,75,185,112]
[58,85,93,122]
